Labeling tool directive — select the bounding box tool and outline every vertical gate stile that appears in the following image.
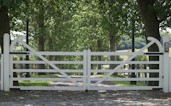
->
[159,55,163,88]
[1,54,4,90]
[160,55,163,87]
[169,58,171,92]
[87,50,91,90]
[158,37,164,88]
[83,50,87,90]
[9,54,13,88]
[3,33,10,91]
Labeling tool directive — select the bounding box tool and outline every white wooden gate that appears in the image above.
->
[2,33,171,92]
[9,36,87,91]
[88,37,163,90]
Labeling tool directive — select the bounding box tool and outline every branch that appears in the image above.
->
[159,12,171,23]
[158,1,171,23]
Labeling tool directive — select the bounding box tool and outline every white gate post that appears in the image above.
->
[163,35,170,93]
[3,33,10,91]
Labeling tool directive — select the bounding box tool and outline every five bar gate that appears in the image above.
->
[1,33,171,92]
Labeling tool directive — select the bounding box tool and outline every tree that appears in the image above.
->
[137,0,171,85]
[0,3,10,53]
[0,0,25,87]
[0,0,25,53]
[99,0,128,70]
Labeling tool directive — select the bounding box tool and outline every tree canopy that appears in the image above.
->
[0,0,170,53]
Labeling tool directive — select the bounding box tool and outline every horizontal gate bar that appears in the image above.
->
[12,69,84,73]
[90,61,160,64]
[90,52,163,56]
[12,78,84,81]
[90,69,160,73]
[90,78,160,81]
[10,86,85,90]
[12,61,84,64]
[89,86,162,90]
[10,51,84,56]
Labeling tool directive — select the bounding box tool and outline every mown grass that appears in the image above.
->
[19,81,49,86]
[32,74,59,78]
[19,81,146,86]
[19,74,147,86]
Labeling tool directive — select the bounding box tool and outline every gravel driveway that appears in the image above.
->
[0,90,171,106]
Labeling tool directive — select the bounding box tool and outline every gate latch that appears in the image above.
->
[164,42,169,52]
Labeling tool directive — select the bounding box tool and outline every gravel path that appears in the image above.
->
[0,90,171,106]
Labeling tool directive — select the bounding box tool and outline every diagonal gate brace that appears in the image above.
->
[16,39,81,87]
[93,40,156,86]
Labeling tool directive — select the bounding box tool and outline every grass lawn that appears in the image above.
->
[19,81,50,86]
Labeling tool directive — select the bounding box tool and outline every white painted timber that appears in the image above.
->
[12,61,84,64]
[83,50,87,90]
[89,86,161,91]
[34,52,84,56]
[9,54,13,90]
[11,86,84,91]
[90,52,163,56]
[0,54,3,90]
[12,69,83,73]
[12,78,84,81]
[169,58,171,92]
[90,78,160,81]
[10,51,84,56]
[163,35,170,93]
[93,40,156,86]
[159,55,163,89]
[5,35,166,91]
[90,61,160,64]
[3,33,10,91]
[90,69,160,73]
[87,50,91,90]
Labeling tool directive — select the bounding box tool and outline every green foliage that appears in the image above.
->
[9,0,171,52]
[154,0,171,28]
[135,55,147,61]
[0,0,13,6]
[0,0,24,7]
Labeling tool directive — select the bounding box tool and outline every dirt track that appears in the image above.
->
[0,90,171,106]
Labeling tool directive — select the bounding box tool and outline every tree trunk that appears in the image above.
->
[37,2,46,75]
[96,40,103,75]
[97,40,102,69]
[107,0,117,75]
[109,34,117,75]
[137,0,160,86]
[0,6,19,86]
[0,6,10,53]
[38,36,45,70]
